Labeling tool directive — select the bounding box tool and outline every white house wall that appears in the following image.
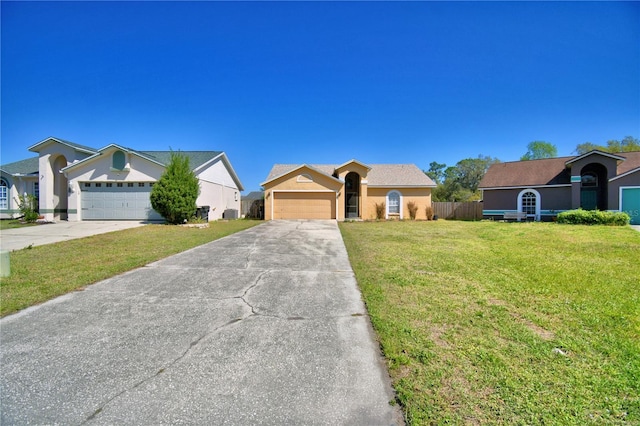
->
[196,158,240,220]
[0,174,38,219]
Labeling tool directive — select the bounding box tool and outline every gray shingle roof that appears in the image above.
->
[138,151,222,168]
[264,163,435,187]
[0,157,40,175]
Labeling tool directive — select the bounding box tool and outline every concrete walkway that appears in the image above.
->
[0,220,148,251]
[0,220,402,425]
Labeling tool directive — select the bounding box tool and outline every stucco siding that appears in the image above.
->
[198,181,239,220]
[196,158,240,190]
[366,187,431,220]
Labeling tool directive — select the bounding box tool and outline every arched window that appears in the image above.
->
[0,179,8,210]
[112,150,126,170]
[517,188,541,220]
[581,173,597,187]
[387,190,402,218]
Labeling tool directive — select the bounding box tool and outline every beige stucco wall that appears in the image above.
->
[366,187,432,220]
[36,142,93,221]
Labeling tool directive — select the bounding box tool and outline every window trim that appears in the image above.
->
[386,190,402,219]
[0,178,8,210]
[517,188,541,221]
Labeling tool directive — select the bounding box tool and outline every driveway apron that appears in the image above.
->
[0,220,402,425]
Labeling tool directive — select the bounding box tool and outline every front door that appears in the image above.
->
[345,172,360,219]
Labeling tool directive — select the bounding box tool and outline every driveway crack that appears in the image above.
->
[82,280,269,424]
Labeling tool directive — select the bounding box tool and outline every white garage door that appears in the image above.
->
[81,182,163,221]
[273,192,336,220]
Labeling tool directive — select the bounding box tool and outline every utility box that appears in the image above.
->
[0,250,10,277]
[223,209,238,219]
[196,206,210,221]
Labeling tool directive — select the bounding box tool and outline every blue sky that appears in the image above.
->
[1,1,638,193]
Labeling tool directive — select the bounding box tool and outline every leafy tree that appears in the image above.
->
[521,141,557,160]
[575,136,639,154]
[575,142,606,154]
[424,161,446,184]
[431,155,499,202]
[150,151,200,224]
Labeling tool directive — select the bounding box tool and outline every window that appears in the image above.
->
[95,183,102,187]
[581,173,597,187]
[128,183,134,187]
[106,183,113,188]
[517,188,540,220]
[138,182,145,187]
[84,183,91,188]
[387,191,401,217]
[34,182,39,199]
[117,183,123,187]
[521,192,537,215]
[0,179,8,210]
[149,182,154,187]
[112,150,126,170]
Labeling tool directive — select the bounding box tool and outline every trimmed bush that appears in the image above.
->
[407,201,418,220]
[556,209,630,226]
[375,202,386,220]
[425,206,434,221]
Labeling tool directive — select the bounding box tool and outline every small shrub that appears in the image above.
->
[407,201,418,220]
[425,206,434,221]
[556,209,630,226]
[16,193,39,223]
[375,202,386,220]
[150,151,200,224]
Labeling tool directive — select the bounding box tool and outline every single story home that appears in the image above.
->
[261,159,436,220]
[0,136,244,222]
[479,150,640,224]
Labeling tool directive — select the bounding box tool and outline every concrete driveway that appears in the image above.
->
[0,220,148,251]
[0,220,402,425]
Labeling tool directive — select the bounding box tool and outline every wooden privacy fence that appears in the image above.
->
[432,201,483,221]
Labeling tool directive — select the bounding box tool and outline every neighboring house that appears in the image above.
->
[261,160,436,220]
[479,150,640,224]
[0,137,244,221]
[241,191,264,219]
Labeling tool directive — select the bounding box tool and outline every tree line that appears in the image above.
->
[425,136,639,202]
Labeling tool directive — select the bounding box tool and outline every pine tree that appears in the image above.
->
[150,152,200,224]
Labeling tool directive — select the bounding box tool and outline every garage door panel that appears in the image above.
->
[274,192,335,220]
[621,188,640,225]
[81,183,163,221]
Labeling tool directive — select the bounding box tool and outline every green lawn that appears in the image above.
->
[0,219,40,230]
[0,220,260,316]
[340,220,640,425]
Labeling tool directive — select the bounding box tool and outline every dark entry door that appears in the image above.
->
[346,193,359,218]
[581,189,598,210]
[345,172,360,219]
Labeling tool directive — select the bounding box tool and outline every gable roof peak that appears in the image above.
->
[565,150,627,165]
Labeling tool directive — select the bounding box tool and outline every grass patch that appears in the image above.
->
[0,219,40,230]
[340,220,640,425]
[0,220,260,316]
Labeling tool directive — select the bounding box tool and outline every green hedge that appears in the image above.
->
[556,209,630,226]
